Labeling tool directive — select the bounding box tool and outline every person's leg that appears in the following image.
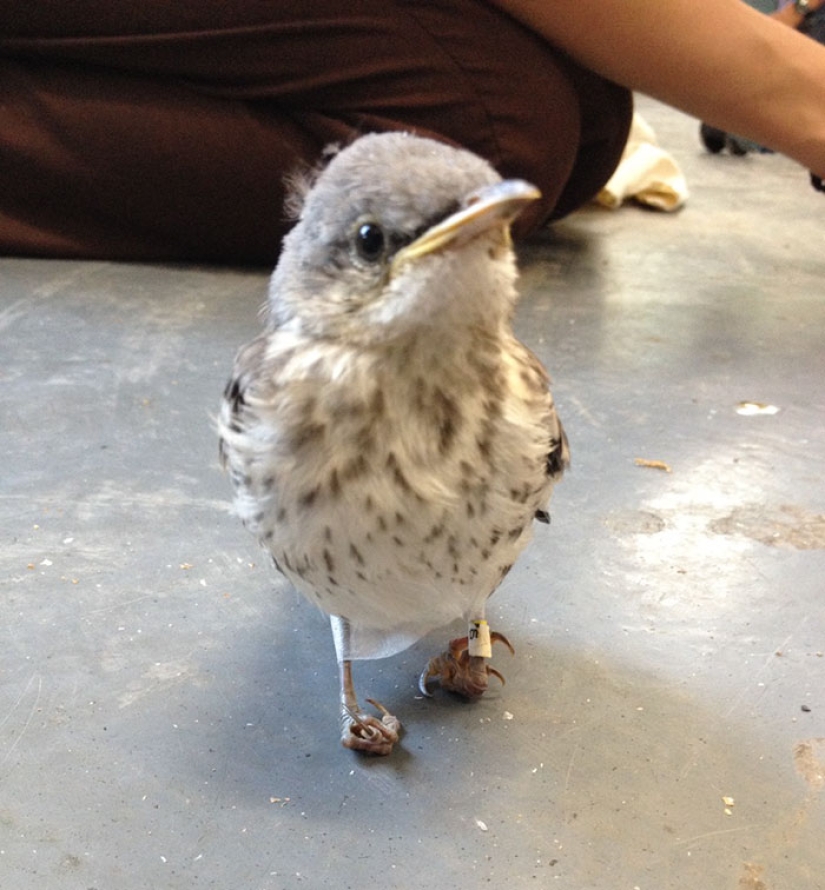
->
[0,1,632,263]
[1,58,323,263]
[548,64,635,222]
[398,2,632,233]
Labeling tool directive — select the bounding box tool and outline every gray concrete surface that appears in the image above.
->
[2,97,824,889]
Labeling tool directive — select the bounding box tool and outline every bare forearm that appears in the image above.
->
[489,0,825,176]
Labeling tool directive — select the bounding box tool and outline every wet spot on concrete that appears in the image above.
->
[604,510,666,535]
[709,504,825,550]
[738,862,768,890]
[793,738,825,790]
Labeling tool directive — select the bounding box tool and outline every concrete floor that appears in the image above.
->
[2,96,824,889]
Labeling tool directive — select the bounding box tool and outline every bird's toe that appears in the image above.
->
[341,699,401,756]
[420,633,514,699]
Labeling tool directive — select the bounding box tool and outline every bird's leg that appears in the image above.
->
[338,659,401,755]
[331,616,401,756]
[419,620,514,698]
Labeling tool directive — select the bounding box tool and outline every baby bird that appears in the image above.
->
[218,132,568,755]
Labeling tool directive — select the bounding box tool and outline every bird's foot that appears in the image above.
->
[341,698,401,756]
[419,632,515,698]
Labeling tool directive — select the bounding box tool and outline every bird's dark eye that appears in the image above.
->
[354,222,386,263]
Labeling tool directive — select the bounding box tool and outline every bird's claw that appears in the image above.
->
[419,632,514,698]
[341,698,401,756]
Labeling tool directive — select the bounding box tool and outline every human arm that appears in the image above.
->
[487,0,825,178]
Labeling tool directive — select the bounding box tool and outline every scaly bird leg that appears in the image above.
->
[419,628,515,698]
[339,659,401,755]
[331,616,400,755]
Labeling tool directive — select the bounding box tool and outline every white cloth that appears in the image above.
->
[596,112,689,212]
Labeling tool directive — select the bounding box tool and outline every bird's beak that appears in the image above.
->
[390,179,540,276]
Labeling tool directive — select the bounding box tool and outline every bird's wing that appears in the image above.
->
[512,339,569,478]
[533,414,568,525]
[546,413,570,480]
[507,341,569,524]
[218,332,273,471]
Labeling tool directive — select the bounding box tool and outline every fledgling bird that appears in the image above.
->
[218,132,568,756]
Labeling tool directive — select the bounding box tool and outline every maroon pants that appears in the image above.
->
[0,2,632,264]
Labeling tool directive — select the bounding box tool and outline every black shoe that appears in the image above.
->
[699,123,762,156]
[699,123,727,154]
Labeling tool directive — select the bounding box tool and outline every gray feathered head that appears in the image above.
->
[269,132,539,342]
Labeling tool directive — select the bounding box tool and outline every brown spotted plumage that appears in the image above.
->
[218,133,568,755]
